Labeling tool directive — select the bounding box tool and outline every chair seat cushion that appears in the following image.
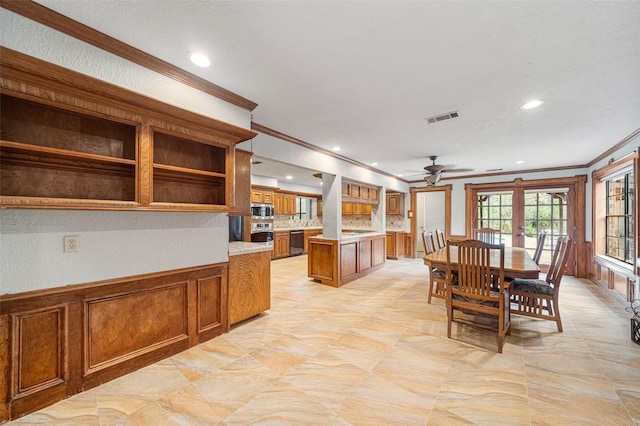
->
[451,286,499,308]
[432,268,447,279]
[512,278,554,296]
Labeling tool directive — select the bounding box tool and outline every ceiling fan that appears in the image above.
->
[410,156,474,186]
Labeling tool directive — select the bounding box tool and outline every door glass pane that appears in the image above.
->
[523,190,569,265]
[477,192,512,246]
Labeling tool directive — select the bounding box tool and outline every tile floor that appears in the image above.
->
[6,256,640,425]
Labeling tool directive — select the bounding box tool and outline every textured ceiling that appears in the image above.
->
[34,0,640,183]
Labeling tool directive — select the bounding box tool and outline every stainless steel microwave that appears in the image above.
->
[251,204,274,219]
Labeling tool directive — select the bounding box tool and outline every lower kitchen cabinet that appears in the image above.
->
[229,250,271,324]
[273,231,290,259]
[303,229,323,254]
[386,231,404,259]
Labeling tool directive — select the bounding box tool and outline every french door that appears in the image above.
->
[467,177,586,275]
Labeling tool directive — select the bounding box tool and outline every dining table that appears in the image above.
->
[423,246,540,280]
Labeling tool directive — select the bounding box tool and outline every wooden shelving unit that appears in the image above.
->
[0,48,256,211]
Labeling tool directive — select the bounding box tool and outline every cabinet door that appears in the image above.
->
[351,184,362,200]
[262,191,274,204]
[365,204,372,214]
[386,233,397,258]
[370,188,379,204]
[353,203,363,215]
[317,199,323,216]
[274,193,284,215]
[287,194,296,215]
[386,193,403,215]
[231,149,252,215]
[342,202,353,216]
[251,190,263,203]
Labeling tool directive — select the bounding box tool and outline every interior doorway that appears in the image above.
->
[411,185,451,258]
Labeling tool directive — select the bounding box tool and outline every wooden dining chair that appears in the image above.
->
[510,236,571,332]
[474,227,501,244]
[446,239,511,353]
[532,231,548,265]
[423,232,447,303]
[435,228,446,250]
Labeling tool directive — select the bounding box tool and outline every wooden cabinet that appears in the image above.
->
[353,203,364,215]
[342,179,379,205]
[342,202,353,216]
[274,192,296,215]
[0,48,256,211]
[308,233,386,287]
[317,199,323,216]
[386,231,404,259]
[386,192,404,216]
[229,250,271,325]
[251,188,274,204]
[230,149,252,216]
[404,232,415,258]
[303,229,323,253]
[273,231,290,259]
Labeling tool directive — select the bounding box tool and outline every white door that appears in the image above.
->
[416,191,446,256]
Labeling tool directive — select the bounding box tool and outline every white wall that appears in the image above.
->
[0,10,250,295]
[0,210,228,294]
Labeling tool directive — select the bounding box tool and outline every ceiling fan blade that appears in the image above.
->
[442,167,474,173]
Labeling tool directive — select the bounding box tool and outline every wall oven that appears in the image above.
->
[250,203,274,243]
[250,231,273,243]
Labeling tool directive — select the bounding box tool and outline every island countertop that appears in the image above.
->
[229,241,273,256]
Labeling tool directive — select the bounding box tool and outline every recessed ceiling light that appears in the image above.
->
[371,162,378,166]
[397,174,404,177]
[189,52,210,67]
[332,146,341,152]
[516,160,525,164]
[285,175,293,180]
[520,99,545,110]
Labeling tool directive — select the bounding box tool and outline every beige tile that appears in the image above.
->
[6,257,636,425]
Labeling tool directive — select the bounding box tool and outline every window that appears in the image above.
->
[477,192,513,246]
[295,197,307,220]
[606,170,634,264]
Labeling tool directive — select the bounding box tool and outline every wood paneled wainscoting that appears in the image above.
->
[0,264,228,422]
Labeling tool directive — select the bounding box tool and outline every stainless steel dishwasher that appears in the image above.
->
[289,230,304,256]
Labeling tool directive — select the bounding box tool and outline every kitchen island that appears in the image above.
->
[307,232,386,287]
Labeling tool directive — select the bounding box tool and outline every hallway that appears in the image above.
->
[8,256,639,425]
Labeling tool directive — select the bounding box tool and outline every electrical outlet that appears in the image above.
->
[64,235,79,253]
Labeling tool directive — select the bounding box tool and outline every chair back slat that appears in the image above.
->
[532,231,547,265]
[423,232,437,254]
[435,229,446,250]
[546,236,571,287]
[474,227,501,244]
[448,239,504,299]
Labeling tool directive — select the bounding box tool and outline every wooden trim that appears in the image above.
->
[464,175,588,278]
[0,48,256,144]
[587,128,640,168]
[252,123,401,181]
[591,149,639,279]
[1,0,257,111]
[0,264,228,421]
[410,184,452,258]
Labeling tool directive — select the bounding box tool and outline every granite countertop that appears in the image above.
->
[229,241,273,256]
[273,226,322,231]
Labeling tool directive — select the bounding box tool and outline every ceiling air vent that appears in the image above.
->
[425,111,459,124]
[251,160,262,165]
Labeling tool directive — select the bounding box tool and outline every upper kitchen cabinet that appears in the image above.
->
[342,179,379,205]
[0,48,256,211]
[229,149,252,216]
[386,192,404,216]
[251,187,275,204]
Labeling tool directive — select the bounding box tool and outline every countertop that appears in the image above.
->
[229,241,274,256]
